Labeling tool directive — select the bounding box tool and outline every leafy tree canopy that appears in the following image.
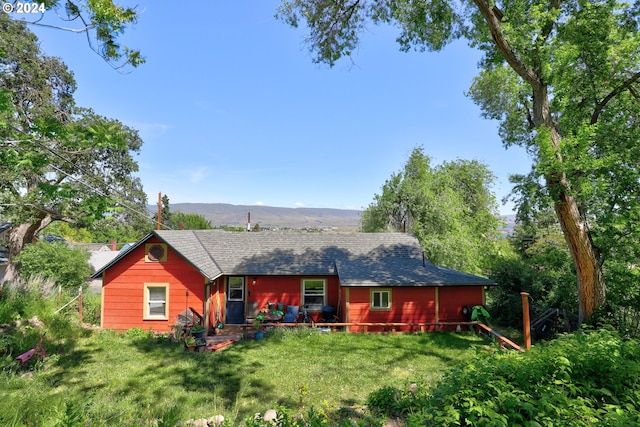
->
[9,0,143,70]
[278,0,640,322]
[361,146,501,275]
[152,194,213,230]
[0,14,147,282]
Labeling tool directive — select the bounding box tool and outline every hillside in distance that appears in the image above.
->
[168,203,363,230]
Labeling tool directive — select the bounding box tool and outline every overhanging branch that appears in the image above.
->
[591,71,640,124]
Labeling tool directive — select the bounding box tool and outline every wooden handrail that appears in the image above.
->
[475,323,525,352]
[189,307,204,326]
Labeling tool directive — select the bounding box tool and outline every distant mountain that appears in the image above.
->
[166,203,363,230]
[157,203,517,233]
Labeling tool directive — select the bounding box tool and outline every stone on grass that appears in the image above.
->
[263,409,277,422]
[208,415,225,426]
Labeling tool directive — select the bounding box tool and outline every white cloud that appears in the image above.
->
[295,202,305,207]
[255,201,264,206]
[188,167,209,184]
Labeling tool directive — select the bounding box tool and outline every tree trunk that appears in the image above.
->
[472,0,606,323]
[551,182,605,323]
[2,222,41,284]
[536,89,606,324]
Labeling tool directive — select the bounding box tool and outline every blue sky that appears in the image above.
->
[23,1,531,215]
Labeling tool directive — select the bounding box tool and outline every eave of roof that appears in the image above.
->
[91,230,496,287]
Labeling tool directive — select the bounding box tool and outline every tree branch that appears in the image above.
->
[591,71,640,124]
[472,0,541,88]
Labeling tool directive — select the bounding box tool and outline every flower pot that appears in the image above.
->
[254,330,265,340]
[192,329,206,341]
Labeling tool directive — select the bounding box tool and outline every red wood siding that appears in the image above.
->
[101,237,206,332]
[244,275,340,322]
[346,287,437,332]
[438,286,485,328]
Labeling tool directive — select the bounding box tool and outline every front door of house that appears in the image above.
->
[226,277,245,324]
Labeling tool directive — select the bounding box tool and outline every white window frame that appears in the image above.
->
[371,289,392,310]
[302,279,326,311]
[143,283,169,320]
[228,277,245,301]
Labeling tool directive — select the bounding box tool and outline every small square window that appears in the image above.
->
[371,289,391,310]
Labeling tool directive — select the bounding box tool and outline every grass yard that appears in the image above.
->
[1,328,491,425]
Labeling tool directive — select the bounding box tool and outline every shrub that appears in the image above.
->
[0,278,56,324]
[367,330,640,426]
[16,241,91,289]
[81,292,101,325]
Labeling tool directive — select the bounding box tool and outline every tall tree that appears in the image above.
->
[362,147,501,274]
[277,0,640,322]
[0,14,146,283]
[8,0,143,69]
[172,212,213,230]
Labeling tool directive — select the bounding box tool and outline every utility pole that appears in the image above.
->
[157,192,162,230]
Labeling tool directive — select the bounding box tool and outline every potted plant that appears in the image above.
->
[253,319,265,340]
[191,323,206,340]
[184,335,196,351]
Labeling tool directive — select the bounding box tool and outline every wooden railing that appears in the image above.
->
[475,323,525,352]
[240,320,525,352]
[189,307,204,326]
[242,321,478,334]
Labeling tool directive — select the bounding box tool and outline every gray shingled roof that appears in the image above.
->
[92,230,495,286]
[151,230,495,287]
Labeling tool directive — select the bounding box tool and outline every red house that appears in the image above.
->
[92,230,495,333]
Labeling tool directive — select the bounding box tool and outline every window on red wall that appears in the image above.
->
[144,283,169,319]
[302,279,326,311]
[371,289,391,310]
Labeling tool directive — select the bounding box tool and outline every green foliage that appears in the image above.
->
[23,0,143,69]
[0,278,57,325]
[361,146,501,275]
[487,210,578,329]
[0,294,489,426]
[471,305,490,325]
[16,242,91,289]
[0,13,148,280]
[367,330,640,426]
[152,194,213,230]
[278,0,640,323]
[172,211,213,230]
[81,292,101,325]
[40,222,93,243]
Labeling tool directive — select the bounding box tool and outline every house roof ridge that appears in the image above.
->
[191,230,223,276]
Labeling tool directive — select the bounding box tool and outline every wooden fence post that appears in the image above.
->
[521,292,531,350]
[78,287,83,324]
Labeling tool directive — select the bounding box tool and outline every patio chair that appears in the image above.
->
[283,305,299,323]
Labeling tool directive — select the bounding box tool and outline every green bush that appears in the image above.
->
[0,278,56,324]
[367,330,640,426]
[16,241,91,289]
[81,292,101,325]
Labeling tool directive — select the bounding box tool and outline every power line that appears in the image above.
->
[1,138,176,230]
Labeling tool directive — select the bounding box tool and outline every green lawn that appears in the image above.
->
[1,328,491,426]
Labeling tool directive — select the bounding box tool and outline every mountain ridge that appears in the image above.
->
[160,203,516,232]
[166,203,363,230]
